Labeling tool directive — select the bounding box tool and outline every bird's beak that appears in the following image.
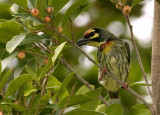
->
[76,38,90,46]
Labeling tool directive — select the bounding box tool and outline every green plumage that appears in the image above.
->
[97,37,130,99]
[76,28,130,99]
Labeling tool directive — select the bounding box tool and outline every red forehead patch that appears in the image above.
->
[84,29,91,36]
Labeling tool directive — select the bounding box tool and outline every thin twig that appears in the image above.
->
[60,82,77,115]
[35,66,53,115]
[61,57,110,106]
[69,19,75,43]
[124,14,152,97]
[23,50,48,58]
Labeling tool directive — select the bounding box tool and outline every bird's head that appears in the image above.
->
[76,28,115,47]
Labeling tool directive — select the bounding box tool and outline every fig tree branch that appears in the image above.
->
[124,14,152,97]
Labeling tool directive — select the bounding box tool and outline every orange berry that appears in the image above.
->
[14,101,19,104]
[46,7,54,14]
[116,3,122,10]
[123,6,131,14]
[31,8,39,17]
[44,58,48,65]
[44,16,51,23]
[17,51,26,59]
[58,27,63,33]
[0,111,3,115]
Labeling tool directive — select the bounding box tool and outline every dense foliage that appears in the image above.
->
[0,0,151,115]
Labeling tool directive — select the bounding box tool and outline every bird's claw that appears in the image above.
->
[99,67,107,81]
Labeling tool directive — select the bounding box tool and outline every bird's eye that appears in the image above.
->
[89,32,95,36]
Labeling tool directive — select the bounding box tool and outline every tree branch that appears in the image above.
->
[61,57,110,106]
[35,66,54,115]
[124,14,152,97]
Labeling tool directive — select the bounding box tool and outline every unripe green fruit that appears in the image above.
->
[123,6,131,14]
[31,8,39,17]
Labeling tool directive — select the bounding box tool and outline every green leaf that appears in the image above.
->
[0,68,12,91]
[18,82,37,97]
[81,88,102,110]
[0,28,15,44]
[65,109,106,115]
[76,85,95,95]
[25,65,40,86]
[11,0,27,9]
[0,59,1,77]
[62,0,88,27]
[6,33,27,54]
[131,104,149,110]
[59,72,74,99]
[59,94,92,108]
[10,3,19,14]
[0,21,24,43]
[132,0,144,7]
[54,13,62,27]
[106,103,123,115]
[1,102,26,111]
[39,91,51,105]
[13,13,41,24]
[36,0,47,19]
[41,104,58,109]
[0,4,12,20]
[1,52,18,72]
[14,61,27,78]
[52,0,70,14]
[52,42,66,65]
[20,34,46,45]
[29,93,41,112]
[46,76,61,91]
[5,74,32,97]
[129,81,152,87]
[96,104,108,113]
[28,0,37,10]
[39,52,55,79]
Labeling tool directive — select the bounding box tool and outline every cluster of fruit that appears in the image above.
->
[116,4,131,14]
[31,7,54,22]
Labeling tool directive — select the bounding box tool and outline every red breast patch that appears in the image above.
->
[100,41,112,50]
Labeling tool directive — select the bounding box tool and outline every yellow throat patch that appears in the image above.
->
[101,41,114,54]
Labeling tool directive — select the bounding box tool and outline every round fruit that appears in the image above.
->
[44,16,51,23]
[123,6,131,14]
[44,58,48,65]
[17,51,26,59]
[46,7,54,14]
[116,3,122,10]
[31,8,39,17]
[58,27,63,33]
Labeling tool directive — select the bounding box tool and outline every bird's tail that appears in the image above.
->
[108,91,119,99]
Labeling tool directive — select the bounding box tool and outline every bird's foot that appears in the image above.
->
[122,82,128,89]
[99,67,107,81]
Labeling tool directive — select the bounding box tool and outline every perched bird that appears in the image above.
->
[76,28,130,99]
